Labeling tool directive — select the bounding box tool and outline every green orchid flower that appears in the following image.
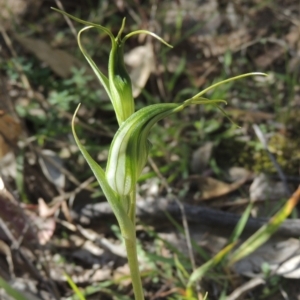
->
[72,71,265,205]
[105,98,228,197]
[53,8,267,300]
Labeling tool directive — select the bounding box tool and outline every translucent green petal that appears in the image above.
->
[108,37,134,125]
[106,103,179,195]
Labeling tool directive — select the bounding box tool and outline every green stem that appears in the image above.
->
[128,188,136,224]
[122,189,144,300]
[124,231,145,300]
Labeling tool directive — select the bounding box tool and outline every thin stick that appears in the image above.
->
[54,0,77,38]
[226,278,265,300]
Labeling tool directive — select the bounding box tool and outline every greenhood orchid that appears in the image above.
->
[53,8,266,300]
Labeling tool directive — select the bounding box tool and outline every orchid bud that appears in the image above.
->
[108,19,134,125]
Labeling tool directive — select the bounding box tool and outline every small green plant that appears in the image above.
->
[52,8,266,300]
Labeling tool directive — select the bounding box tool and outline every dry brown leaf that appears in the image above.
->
[227,167,252,182]
[77,225,126,257]
[38,198,60,218]
[38,149,65,189]
[285,25,300,49]
[191,142,214,174]
[159,228,228,258]
[0,0,27,20]
[35,217,56,245]
[0,111,22,158]
[249,173,287,201]
[163,0,221,37]
[234,238,300,279]
[196,28,251,58]
[254,45,284,69]
[226,108,274,123]
[190,175,249,201]
[288,56,300,73]
[49,263,111,283]
[23,201,57,245]
[0,179,38,245]
[226,278,265,300]
[113,264,131,286]
[0,240,13,276]
[14,35,84,78]
[124,43,154,97]
[0,0,41,29]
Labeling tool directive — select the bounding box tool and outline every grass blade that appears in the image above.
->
[188,242,236,287]
[0,277,30,300]
[228,201,254,244]
[65,273,86,300]
[227,186,300,265]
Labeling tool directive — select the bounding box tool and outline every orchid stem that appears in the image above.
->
[124,230,144,300]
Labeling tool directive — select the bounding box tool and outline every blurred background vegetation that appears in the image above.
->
[0,0,299,299]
